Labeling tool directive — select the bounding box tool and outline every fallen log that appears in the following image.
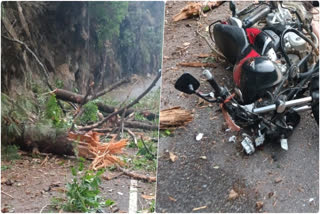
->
[54,89,157,120]
[160,106,194,129]
[124,121,158,131]
[173,1,225,22]
[54,78,129,105]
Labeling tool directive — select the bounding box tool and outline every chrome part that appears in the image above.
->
[243,103,254,112]
[276,100,286,113]
[266,48,277,61]
[255,130,265,147]
[253,96,312,114]
[280,138,288,151]
[234,88,244,103]
[266,5,292,26]
[284,32,307,51]
[293,105,311,112]
[203,69,213,80]
[241,137,255,155]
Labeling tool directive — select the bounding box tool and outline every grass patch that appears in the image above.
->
[1,144,20,161]
[1,165,11,171]
[132,156,157,172]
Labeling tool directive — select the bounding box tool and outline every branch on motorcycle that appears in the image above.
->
[174,1,319,155]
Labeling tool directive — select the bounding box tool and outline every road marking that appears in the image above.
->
[128,179,138,213]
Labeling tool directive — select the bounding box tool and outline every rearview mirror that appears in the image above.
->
[174,73,200,94]
[229,1,236,17]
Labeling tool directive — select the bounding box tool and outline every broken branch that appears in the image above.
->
[178,62,217,68]
[124,128,137,146]
[79,71,161,131]
[124,121,159,131]
[116,166,156,182]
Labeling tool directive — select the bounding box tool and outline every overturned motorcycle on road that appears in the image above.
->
[175,1,319,154]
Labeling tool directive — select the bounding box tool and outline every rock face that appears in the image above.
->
[1,1,164,95]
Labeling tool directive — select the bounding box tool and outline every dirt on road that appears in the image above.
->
[156,1,319,213]
[1,148,155,213]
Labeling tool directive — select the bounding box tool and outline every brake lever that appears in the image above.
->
[195,91,218,103]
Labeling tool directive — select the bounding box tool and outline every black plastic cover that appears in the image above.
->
[213,24,250,64]
[253,31,274,55]
[264,30,280,51]
[240,57,282,104]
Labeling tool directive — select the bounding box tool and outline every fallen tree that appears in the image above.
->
[15,125,128,167]
[2,72,161,156]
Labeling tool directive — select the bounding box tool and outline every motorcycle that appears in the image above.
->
[174,1,319,154]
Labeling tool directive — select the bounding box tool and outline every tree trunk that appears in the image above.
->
[17,124,75,155]
[54,88,157,119]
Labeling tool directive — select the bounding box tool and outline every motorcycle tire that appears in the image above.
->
[310,75,319,124]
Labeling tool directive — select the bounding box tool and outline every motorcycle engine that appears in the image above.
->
[252,3,310,74]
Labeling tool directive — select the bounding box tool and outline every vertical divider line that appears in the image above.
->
[129,179,138,213]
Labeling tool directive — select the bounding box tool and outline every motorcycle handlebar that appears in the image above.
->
[203,70,222,96]
[252,96,312,114]
[242,6,271,28]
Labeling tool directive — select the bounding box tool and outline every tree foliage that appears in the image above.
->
[118,2,164,76]
[89,2,128,48]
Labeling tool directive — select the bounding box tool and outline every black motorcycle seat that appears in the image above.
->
[214,24,250,64]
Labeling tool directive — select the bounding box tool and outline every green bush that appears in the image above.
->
[79,102,98,124]
[45,95,64,127]
[53,159,109,212]
[137,139,156,160]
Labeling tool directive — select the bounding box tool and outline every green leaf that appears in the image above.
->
[105,199,115,207]
[78,157,86,162]
[78,162,84,172]
[71,167,77,176]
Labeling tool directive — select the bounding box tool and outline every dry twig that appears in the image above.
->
[1,191,14,199]
[116,166,156,182]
